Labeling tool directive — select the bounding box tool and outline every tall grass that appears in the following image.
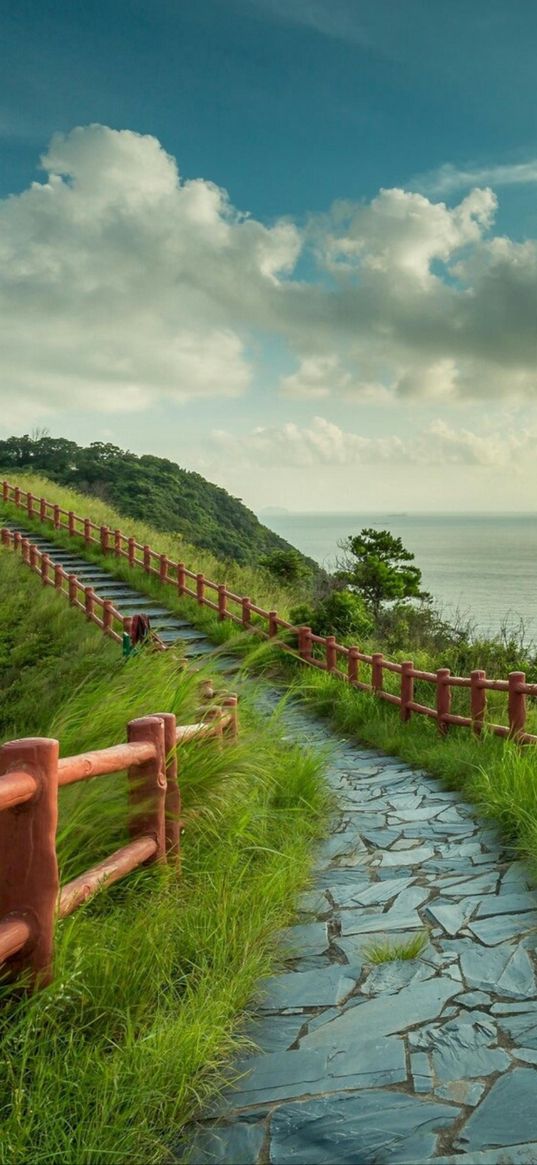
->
[0,552,118,740]
[0,552,330,1163]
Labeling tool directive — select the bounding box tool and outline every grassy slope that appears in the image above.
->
[0,550,329,1164]
[0,471,305,617]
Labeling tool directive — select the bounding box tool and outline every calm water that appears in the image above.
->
[262,512,537,640]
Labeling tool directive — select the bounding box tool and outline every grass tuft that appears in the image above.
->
[363,930,430,964]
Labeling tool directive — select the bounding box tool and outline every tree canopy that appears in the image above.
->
[337,528,428,616]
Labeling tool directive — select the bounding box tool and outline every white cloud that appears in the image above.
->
[0,125,299,415]
[2,125,537,421]
[209,416,536,471]
[415,159,537,196]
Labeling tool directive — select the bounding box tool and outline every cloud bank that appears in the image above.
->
[210,416,535,470]
[2,124,537,418]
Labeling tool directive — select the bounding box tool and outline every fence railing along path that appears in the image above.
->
[0,697,238,989]
[2,478,536,745]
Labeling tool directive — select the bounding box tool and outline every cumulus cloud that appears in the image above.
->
[0,124,299,414]
[209,416,536,470]
[2,124,537,418]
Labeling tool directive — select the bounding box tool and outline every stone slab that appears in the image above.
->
[456,1069,537,1151]
[186,1120,265,1164]
[257,966,359,1011]
[435,1080,485,1107]
[477,892,537,917]
[339,910,422,936]
[269,1090,458,1164]
[302,978,459,1052]
[380,846,435,866]
[468,912,537,946]
[245,1014,305,1054]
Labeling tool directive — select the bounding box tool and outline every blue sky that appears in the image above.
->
[2,0,537,510]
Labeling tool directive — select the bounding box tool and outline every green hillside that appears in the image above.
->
[0,434,317,570]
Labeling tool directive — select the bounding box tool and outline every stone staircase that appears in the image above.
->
[3,521,238,672]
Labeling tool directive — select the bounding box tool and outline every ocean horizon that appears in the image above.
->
[260,510,537,642]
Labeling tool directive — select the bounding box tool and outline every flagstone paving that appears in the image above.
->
[184,700,537,1165]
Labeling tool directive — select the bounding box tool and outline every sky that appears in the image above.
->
[2,0,537,513]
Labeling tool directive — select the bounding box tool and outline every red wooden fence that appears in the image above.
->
[0,697,238,988]
[2,478,536,744]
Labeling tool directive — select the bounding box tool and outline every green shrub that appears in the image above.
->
[290,589,373,640]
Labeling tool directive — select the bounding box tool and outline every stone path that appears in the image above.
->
[6,520,537,1163]
[186,700,537,1165]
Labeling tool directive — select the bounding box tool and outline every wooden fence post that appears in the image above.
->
[84,587,95,621]
[268,611,278,637]
[153,712,180,866]
[326,636,337,672]
[114,529,122,557]
[68,511,75,537]
[196,573,205,604]
[241,597,251,628]
[143,546,151,573]
[83,518,91,546]
[100,526,110,555]
[68,574,78,605]
[29,543,38,570]
[298,626,312,661]
[436,668,451,735]
[103,600,113,635]
[40,497,47,522]
[0,736,60,987]
[218,585,227,620]
[159,554,168,584]
[14,487,21,508]
[177,563,186,595]
[508,672,526,739]
[127,716,167,863]
[348,647,359,684]
[41,554,51,587]
[2,481,8,503]
[27,492,34,519]
[371,652,384,693]
[470,669,487,735]
[53,504,60,530]
[128,538,136,568]
[400,661,414,722]
[54,563,63,590]
[21,537,30,564]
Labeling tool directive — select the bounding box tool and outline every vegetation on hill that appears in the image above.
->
[0,550,328,1163]
[0,433,318,571]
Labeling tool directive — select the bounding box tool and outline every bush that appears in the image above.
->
[259,549,312,585]
[290,590,373,640]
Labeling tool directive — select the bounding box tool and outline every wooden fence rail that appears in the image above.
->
[0,698,238,989]
[2,478,536,745]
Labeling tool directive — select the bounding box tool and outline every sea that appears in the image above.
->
[261,512,537,643]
